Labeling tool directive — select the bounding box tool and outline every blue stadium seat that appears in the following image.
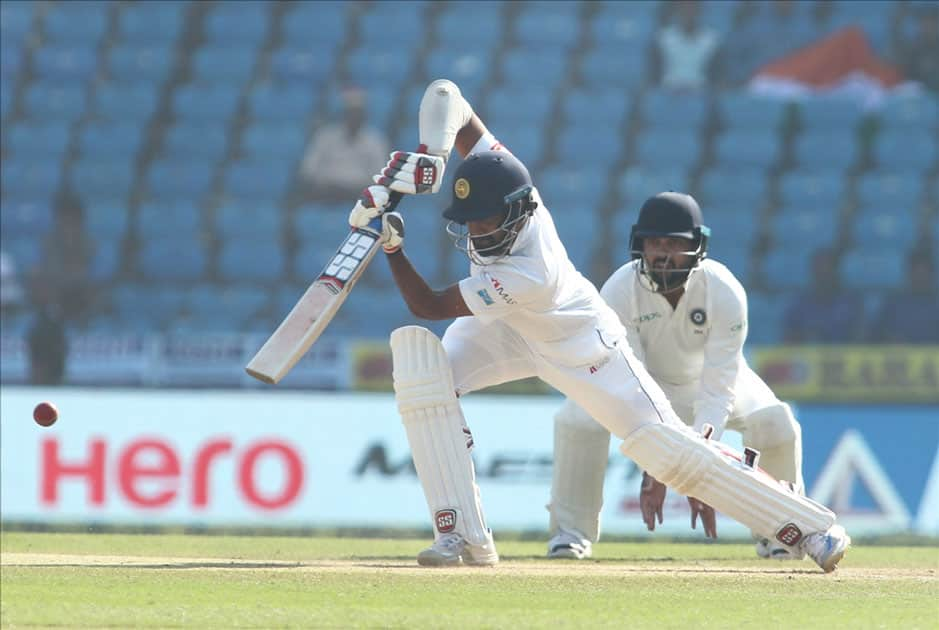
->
[280,2,347,48]
[249,83,316,121]
[0,200,54,237]
[0,236,43,275]
[137,201,202,237]
[747,291,789,345]
[762,245,814,290]
[292,204,348,246]
[777,171,846,209]
[851,208,919,249]
[714,130,780,169]
[705,212,759,249]
[873,129,938,172]
[696,167,768,210]
[537,166,605,213]
[172,84,241,120]
[634,129,701,170]
[484,85,554,125]
[191,46,259,84]
[798,99,867,133]
[716,92,788,131]
[268,48,338,85]
[424,49,492,97]
[595,0,659,18]
[792,133,860,171]
[559,126,622,166]
[117,2,187,44]
[359,5,425,46]
[23,82,87,122]
[501,48,569,88]
[879,94,939,130]
[70,159,135,200]
[1,43,23,81]
[839,248,904,289]
[218,286,270,324]
[707,242,752,284]
[561,88,631,128]
[770,206,838,250]
[222,159,292,201]
[92,82,159,121]
[204,2,270,44]
[618,167,689,205]
[89,239,122,281]
[5,121,72,158]
[78,121,144,158]
[550,205,602,274]
[34,46,98,82]
[580,48,646,88]
[218,236,285,282]
[590,11,656,50]
[856,172,923,209]
[162,122,229,159]
[108,44,176,82]
[146,160,216,200]
[640,89,710,129]
[44,5,109,45]
[85,203,130,240]
[138,236,207,281]
[214,204,282,239]
[240,122,307,161]
[436,5,503,48]
[0,82,11,119]
[1,159,62,196]
[514,10,580,49]
[0,1,35,45]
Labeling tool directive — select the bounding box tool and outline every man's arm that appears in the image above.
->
[386,250,472,320]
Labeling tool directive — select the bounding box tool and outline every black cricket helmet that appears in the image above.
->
[443,151,538,264]
[629,192,710,293]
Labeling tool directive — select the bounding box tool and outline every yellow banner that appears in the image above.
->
[752,346,939,403]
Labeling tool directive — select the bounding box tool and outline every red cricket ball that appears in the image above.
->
[33,401,58,427]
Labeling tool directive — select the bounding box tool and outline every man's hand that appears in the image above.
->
[373,149,446,194]
[349,185,390,228]
[640,472,667,532]
[381,212,404,254]
[688,497,717,538]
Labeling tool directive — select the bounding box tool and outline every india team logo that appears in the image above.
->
[455,178,470,199]
[690,308,707,326]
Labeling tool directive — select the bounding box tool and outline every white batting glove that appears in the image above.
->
[381,211,404,254]
[348,185,390,229]
[373,148,446,195]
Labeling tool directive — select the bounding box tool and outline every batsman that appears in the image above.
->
[347,79,850,571]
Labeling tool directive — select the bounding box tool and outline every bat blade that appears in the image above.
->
[245,226,382,384]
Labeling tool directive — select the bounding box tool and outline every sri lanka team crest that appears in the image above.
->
[455,178,470,199]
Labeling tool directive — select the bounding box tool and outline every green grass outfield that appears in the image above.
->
[1,532,937,629]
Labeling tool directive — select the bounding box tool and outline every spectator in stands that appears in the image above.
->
[27,282,68,385]
[38,191,95,326]
[871,249,939,343]
[0,249,25,320]
[299,87,389,203]
[652,0,722,91]
[893,7,939,92]
[782,248,865,344]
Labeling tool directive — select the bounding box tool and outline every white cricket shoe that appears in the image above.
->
[802,524,851,573]
[755,538,806,560]
[416,532,499,567]
[546,528,592,559]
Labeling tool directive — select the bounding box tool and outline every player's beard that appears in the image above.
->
[646,256,690,294]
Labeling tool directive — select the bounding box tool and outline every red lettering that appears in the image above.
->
[118,440,180,507]
[41,438,106,505]
[239,441,303,510]
[192,439,233,508]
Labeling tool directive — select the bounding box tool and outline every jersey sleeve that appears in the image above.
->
[469,131,508,155]
[600,265,644,363]
[692,272,748,437]
[458,263,544,324]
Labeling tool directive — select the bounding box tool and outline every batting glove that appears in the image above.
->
[373,146,446,195]
[349,185,390,229]
[382,212,404,254]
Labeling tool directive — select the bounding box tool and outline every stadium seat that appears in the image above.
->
[268,48,338,85]
[634,129,701,170]
[34,46,98,83]
[92,82,160,121]
[137,201,202,237]
[762,245,814,290]
[501,48,569,88]
[218,285,270,324]
[770,206,838,251]
[85,203,130,240]
[879,94,939,131]
[240,122,307,161]
[117,2,187,44]
[204,2,270,44]
[0,1,35,45]
[44,5,109,45]
[714,130,780,169]
[191,46,259,84]
[1,44,23,81]
[1,159,62,196]
[618,167,690,205]
[146,160,216,200]
[138,236,207,281]
[640,89,710,130]
[5,121,72,158]
[839,248,904,289]
[162,122,230,159]
[280,3,347,49]
[484,85,554,125]
[218,235,286,282]
[107,44,177,82]
[558,126,622,166]
[777,171,846,209]
[173,84,242,121]
[248,83,316,121]
[696,167,768,210]
[435,5,504,48]
[89,240,122,281]
[850,208,919,249]
[70,159,135,201]
[485,122,545,165]
[746,291,789,344]
[716,92,788,132]
[78,121,145,158]
[590,11,656,51]
[798,99,867,133]
[424,49,493,97]
[856,172,923,209]
[514,9,581,49]
[580,48,646,88]
[345,48,416,87]
[214,204,282,239]
[23,82,87,123]
[359,5,426,47]
[222,159,292,201]
[792,133,859,171]
[561,88,631,128]
[537,166,606,214]
[873,129,938,172]
[0,200,54,237]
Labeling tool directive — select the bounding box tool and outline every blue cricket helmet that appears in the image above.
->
[442,151,533,224]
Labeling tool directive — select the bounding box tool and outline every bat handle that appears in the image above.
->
[366,191,403,232]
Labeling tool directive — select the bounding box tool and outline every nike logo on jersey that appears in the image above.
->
[637,312,662,323]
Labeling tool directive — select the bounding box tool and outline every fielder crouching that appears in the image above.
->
[347,79,850,572]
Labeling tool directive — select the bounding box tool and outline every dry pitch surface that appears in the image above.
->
[1,533,937,628]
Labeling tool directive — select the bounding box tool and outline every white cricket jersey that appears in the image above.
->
[457,200,625,368]
[600,258,749,430]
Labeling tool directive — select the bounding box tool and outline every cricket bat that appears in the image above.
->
[245,191,402,384]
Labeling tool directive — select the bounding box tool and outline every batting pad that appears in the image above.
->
[620,422,835,548]
[548,400,610,543]
[391,326,492,547]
